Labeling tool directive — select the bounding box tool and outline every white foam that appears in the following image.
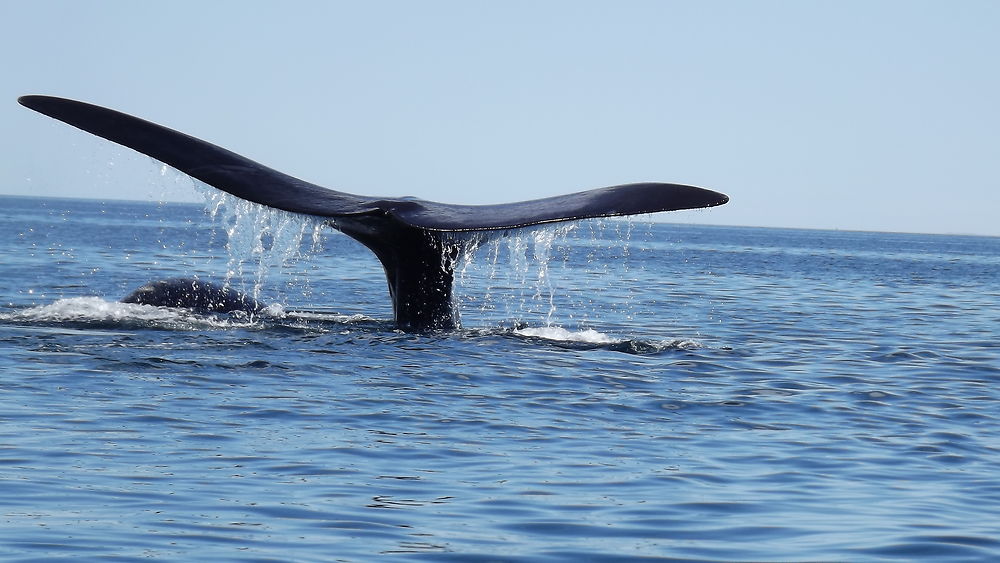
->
[10,297,174,322]
[511,324,705,353]
[3,297,252,329]
[513,325,618,344]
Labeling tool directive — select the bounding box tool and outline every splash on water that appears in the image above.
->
[454,219,639,329]
[514,325,616,344]
[452,223,577,326]
[0,297,387,333]
[183,173,643,332]
[2,296,699,354]
[1,297,261,330]
[196,185,328,300]
[509,324,702,355]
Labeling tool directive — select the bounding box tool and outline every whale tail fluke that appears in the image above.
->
[19,95,729,330]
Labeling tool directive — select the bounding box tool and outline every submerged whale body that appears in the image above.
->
[121,278,263,315]
[18,95,730,330]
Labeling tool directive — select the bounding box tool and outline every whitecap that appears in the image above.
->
[510,324,703,355]
[3,297,255,330]
[514,325,617,344]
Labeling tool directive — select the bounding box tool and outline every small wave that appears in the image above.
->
[514,326,617,344]
[511,325,701,355]
[1,297,257,330]
[2,298,391,333]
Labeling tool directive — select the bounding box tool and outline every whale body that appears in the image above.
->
[122,278,263,315]
[19,95,729,330]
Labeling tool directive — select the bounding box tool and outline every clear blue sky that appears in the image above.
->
[2,1,997,236]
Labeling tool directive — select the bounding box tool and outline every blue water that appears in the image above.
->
[1,194,999,561]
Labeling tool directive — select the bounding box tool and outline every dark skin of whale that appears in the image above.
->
[18,95,729,330]
[122,278,263,315]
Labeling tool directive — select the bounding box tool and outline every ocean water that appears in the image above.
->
[1,194,998,562]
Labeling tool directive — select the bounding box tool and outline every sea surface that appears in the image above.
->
[1,194,998,562]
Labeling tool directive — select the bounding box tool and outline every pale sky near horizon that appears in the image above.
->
[2,1,998,236]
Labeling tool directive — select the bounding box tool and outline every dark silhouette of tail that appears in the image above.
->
[19,95,729,329]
